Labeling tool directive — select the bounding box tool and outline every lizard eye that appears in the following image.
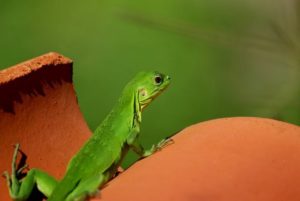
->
[154,74,163,85]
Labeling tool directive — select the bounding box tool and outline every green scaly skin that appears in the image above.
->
[3,71,171,201]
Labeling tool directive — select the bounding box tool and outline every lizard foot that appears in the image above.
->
[3,143,29,198]
[155,137,174,151]
[143,137,174,157]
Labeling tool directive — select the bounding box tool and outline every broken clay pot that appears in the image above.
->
[0,53,91,201]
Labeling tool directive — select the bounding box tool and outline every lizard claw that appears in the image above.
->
[17,164,29,176]
[156,138,174,150]
[2,171,9,179]
[147,138,174,155]
[2,171,11,187]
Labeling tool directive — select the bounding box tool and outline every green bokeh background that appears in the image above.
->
[1,0,299,167]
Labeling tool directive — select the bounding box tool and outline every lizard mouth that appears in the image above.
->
[140,98,153,110]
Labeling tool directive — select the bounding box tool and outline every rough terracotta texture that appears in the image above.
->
[96,117,300,201]
[0,53,91,201]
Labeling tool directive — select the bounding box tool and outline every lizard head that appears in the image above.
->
[133,71,171,110]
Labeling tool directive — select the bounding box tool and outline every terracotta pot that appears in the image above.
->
[0,53,91,201]
[96,117,300,201]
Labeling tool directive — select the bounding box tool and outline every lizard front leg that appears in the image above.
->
[128,132,173,158]
[3,144,58,200]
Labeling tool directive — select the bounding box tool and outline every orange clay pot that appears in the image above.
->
[0,53,91,201]
[96,117,300,201]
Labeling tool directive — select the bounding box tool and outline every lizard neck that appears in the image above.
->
[93,86,141,137]
[110,87,141,128]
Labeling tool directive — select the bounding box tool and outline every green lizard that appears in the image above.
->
[3,71,171,201]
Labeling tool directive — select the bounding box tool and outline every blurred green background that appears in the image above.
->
[1,0,299,167]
